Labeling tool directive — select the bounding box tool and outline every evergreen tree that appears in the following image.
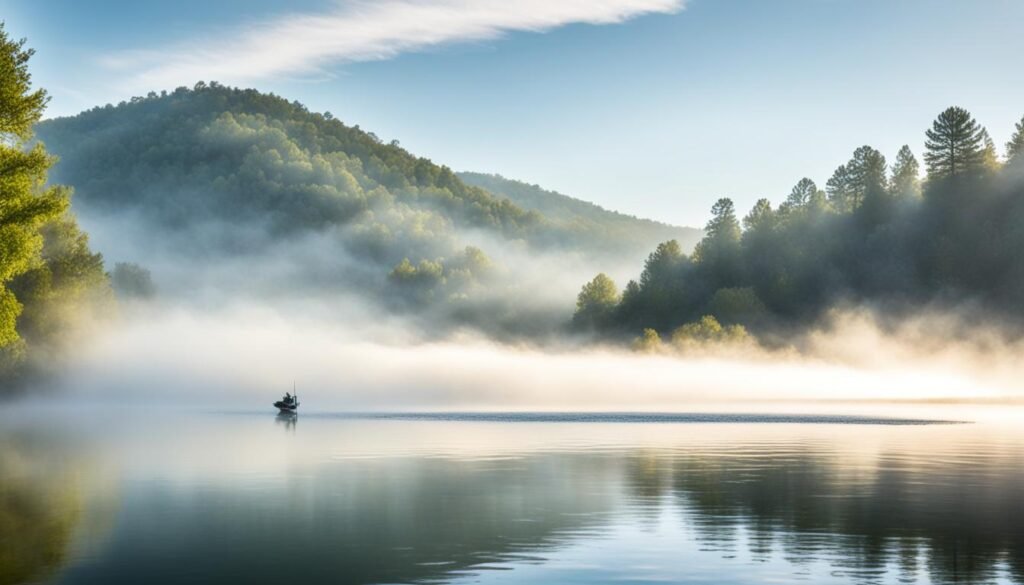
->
[742,198,775,232]
[0,25,69,350]
[1006,115,1024,165]
[826,164,854,213]
[639,240,686,290]
[847,146,887,207]
[979,128,1001,173]
[693,198,742,288]
[826,147,886,212]
[783,178,819,210]
[889,145,921,199]
[703,198,741,244]
[924,106,985,181]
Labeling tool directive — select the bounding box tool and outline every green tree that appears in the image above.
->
[631,328,663,353]
[9,215,111,349]
[693,198,743,288]
[826,164,854,212]
[639,240,686,290]
[843,146,887,211]
[704,198,741,243]
[1006,115,1024,165]
[889,145,921,199]
[693,198,740,263]
[573,273,619,329]
[924,106,985,181]
[110,262,156,299]
[743,198,775,232]
[669,315,749,349]
[783,178,819,210]
[979,128,1001,173]
[0,25,69,350]
[707,287,766,325]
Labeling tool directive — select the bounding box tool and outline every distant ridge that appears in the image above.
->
[459,172,702,254]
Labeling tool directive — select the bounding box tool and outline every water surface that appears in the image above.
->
[1,407,1021,585]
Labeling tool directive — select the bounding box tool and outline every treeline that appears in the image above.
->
[576,106,1024,345]
[0,25,112,391]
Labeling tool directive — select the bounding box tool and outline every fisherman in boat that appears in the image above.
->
[274,389,299,413]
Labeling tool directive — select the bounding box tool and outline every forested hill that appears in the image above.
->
[35,83,693,336]
[37,84,541,246]
[458,172,702,254]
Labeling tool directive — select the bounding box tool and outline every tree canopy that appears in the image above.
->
[576,106,1024,347]
[924,106,985,182]
[0,24,110,390]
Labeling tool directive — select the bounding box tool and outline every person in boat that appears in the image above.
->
[284,392,293,404]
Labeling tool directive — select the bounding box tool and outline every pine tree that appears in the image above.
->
[0,25,69,349]
[979,128,1001,173]
[924,106,985,181]
[889,145,921,199]
[743,198,775,232]
[826,147,886,212]
[826,164,854,213]
[1006,115,1024,166]
[784,178,818,209]
[704,198,741,243]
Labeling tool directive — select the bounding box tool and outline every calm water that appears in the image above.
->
[2,406,1022,585]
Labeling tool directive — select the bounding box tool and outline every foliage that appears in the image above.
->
[110,262,156,299]
[388,247,494,304]
[631,328,663,353]
[0,25,109,389]
[924,106,985,182]
[890,145,921,199]
[572,273,619,330]
[707,287,767,325]
[0,24,66,350]
[1007,116,1024,166]
[580,106,1024,346]
[36,85,702,332]
[669,315,749,350]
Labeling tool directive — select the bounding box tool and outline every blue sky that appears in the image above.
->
[6,0,1024,227]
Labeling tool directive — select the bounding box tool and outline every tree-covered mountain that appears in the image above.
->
[458,172,702,256]
[34,83,698,337]
[575,106,1024,348]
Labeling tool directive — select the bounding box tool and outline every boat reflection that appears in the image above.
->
[274,411,297,432]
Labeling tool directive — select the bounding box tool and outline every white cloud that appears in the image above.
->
[101,0,684,90]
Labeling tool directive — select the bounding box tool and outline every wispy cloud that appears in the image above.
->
[102,0,685,90]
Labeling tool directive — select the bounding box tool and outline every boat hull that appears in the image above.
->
[274,401,298,413]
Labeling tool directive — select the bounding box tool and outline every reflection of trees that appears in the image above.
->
[622,446,1024,584]
[0,437,83,585]
[58,453,620,585]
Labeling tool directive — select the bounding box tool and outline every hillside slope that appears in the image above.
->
[35,84,697,336]
[458,172,702,254]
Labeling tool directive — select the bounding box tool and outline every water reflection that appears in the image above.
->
[274,412,297,432]
[0,435,83,585]
[0,409,1020,585]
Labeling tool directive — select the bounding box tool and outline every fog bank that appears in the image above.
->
[39,300,1024,412]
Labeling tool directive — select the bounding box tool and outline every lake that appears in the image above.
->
[2,406,1022,585]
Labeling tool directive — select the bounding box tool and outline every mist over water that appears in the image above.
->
[36,293,1023,413]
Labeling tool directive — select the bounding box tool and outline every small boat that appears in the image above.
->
[274,384,299,413]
